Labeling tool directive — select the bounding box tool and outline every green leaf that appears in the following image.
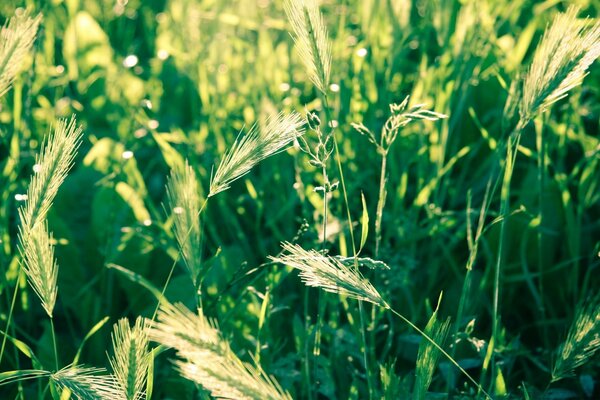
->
[359,192,369,252]
[72,316,110,365]
[0,369,49,386]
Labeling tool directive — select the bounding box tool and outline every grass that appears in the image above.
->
[0,1,599,399]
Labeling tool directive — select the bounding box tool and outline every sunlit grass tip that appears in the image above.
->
[284,0,332,93]
[109,317,151,400]
[209,111,304,197]
[0,10,42,98]
[552,293,600,382]
[19,221,58,318]
[18,116,83,231]
[51,364,125,400]
[269,242,385,306]
[150,301,292,400]
[520,6,600,125]
[166,161,202,284]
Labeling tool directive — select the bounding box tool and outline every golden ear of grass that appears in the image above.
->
[17,116,82,318]
[19,116,83,231]
[51,364,125,400]
[284,0,331,93]
[209,111,304,197]
[269,242,385,306]
[166,161,202,285]
[520,6,600,125]
[551,294,600,382]
[0,10,42,98]
[109,317,151,400]
[19,221,58,318]
[150,302,291,400]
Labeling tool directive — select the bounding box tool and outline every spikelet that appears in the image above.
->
[413,305,451,400]
[520,6,600,124]
[0,10,42,98]
[19,116,83,231]
[51,365,125,400]
[269,242,385,306]
[19,221,58,318]
[166,162,202,284]
[150,302,291,400]
[284,0,331,93]
[209,112,304,197]
[552,294,600,382]
[17,116,82,318]
[109,317,151,400]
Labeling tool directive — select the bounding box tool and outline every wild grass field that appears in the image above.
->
[0,0,599,399]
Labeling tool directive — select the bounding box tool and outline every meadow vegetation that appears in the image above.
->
[0,0,599,398]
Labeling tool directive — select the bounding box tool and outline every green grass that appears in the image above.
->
[0,0,599,399]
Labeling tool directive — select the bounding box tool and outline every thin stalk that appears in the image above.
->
[386,305,491,399]
[535,119,546,326]
[0,266,22,365]
[358,301,373,400]
[374,154,388,257]
[50,317,59,371]
[152,198,208,321]
[489,130,522,386]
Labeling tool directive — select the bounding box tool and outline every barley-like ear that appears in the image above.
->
[19,221,58,318]
[166,162,202,285]
[19,116,83,231]
[520,6,600,125]
[109,317,151,400]
[269,242,385,306]
[209,111,304,197]
[150,302,291,400]
[51,365,125,400]
[284,0,331,93]
[413,306,451,400]
[551,294,600,382]
[0,10,42,98]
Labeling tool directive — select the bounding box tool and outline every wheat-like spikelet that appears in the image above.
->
[551,294,600,382]
[0,10,42,98]
[150,302,291,400]
[166,162,202,284]
[269,242,385,306]
[520,6,600,125]
[19,221,58,318]
[413,311,451,400]
[209,111,304,197]
[18,116,83,231]
[51,365,125,400]
[109,317,151,400]
[284,0,331,93]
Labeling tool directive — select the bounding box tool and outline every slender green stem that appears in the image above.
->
[50,317,59,371]
[0,266,21,365]
[152,198,208,321]
[386,305,491,399]
[490,130,522,386]
[358,301,373,400]
[375,154,388,257]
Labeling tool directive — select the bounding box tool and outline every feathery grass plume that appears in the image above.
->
[269,242,385,306]
[109,317,151,400]
[166,162,202,284]
[18,116,83,231]
[284,0,331,93]
[150,302,292,400]
[51,365,125,400]
[520,6,600,125]
[19,221,58,318]
[551,294,600,382]
[209,111,304,197]
[413,302,451,400]
[0,10,42,98]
